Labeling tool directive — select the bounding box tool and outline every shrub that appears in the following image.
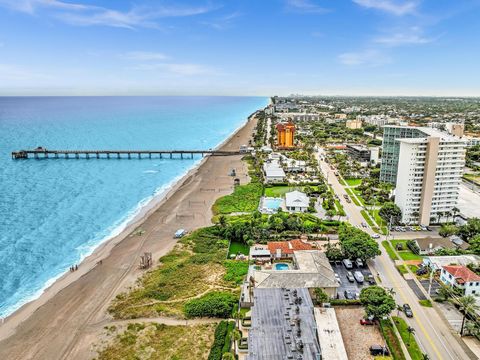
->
[184,291,238,318]
[223,261,249,284]
[208,321,228,360]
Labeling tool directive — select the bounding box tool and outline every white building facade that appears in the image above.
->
[394,128,466,225]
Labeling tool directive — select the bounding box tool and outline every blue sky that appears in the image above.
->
[0,0,479,96]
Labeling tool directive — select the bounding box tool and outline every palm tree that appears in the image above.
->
[407,326,416,342]
[422,353,430,360]
[218,215,227,228]
[388,288,396,297]
[452,207,460,220]
[396,304,403,317]
[457,295,480,336]
[222,353,235,360]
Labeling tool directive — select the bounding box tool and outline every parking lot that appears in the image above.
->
[331,261,376,299]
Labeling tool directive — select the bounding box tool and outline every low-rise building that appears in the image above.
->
[251,250,339,297]
[422,255,480,271]
[440,265,480,296]
[346,144,379,164]
[346,119,362,129]
[246,288,322,360]
[268,239,314,259]
[263,160,286,183]
[285,190,309,212]
[412,236,469,256]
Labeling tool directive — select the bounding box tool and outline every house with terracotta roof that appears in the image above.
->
[440,265,480,296]
[268,239,313,259]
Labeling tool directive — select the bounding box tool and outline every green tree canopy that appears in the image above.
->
[379,202,402,225]
[359,286,396,319]
[338,224,380,261]
[459,218,480,241]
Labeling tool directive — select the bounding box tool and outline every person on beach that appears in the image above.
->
[75,264,78,271]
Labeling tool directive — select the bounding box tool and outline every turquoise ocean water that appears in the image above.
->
[0,96,268,317]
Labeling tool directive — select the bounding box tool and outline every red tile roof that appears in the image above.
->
[267,239,313,255]
[443,265,480,283]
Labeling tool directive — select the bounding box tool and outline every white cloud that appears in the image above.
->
[338,49,391,66]
[352,0,418,16]
[201,12,242,30]
[374,27,433,45]
[122,51,168,61]
[285,0,329,14]
[0,0,216,29]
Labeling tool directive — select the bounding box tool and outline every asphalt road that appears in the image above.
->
[317,148,475,360]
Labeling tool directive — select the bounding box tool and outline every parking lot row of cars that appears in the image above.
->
[391,225,432,232]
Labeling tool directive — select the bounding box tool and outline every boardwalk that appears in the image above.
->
[11,148,242,160]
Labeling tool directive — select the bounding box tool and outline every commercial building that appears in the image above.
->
[346,144,380,164]
[246,288,322,360]
[380,126,466,225]
[276,121,295,148]
[345,119,362,129]
[358,115,399,127]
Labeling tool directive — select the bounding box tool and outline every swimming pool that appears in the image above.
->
[275,263,289,270]
[263,197,283,210]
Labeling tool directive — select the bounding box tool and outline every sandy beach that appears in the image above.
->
[0,114,258,360]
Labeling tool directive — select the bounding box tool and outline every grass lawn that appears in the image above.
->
[345,178,362,187]
[396,265,408,275]
[392,316,423,360]
[345,188,362,206]
[419,299,433,307]
[379,319,406,360]
[390,240,422,261]
[264,186,292,197]
[463,173,480,185]
[228,241,250,257]
[370,209,389,235]
[334,199,346,216]
[338,178,347,186]
[382,241,399,261]
[212,182,262,214]
[352,189,366,206]
[96,323,216,360]
[408,264,419,273]
[398,252,422,261]
[361,210,376,227]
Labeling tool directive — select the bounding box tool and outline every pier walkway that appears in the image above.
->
[11,148,241,160]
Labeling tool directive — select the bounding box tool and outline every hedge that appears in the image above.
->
[184,291,238,318]
[208,320,231,360]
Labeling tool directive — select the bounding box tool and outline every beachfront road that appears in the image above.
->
[316,148,475,360]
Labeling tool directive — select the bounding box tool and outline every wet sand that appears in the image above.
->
[0,114,258,360]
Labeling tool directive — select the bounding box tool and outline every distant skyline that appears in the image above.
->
[1,0,480,96]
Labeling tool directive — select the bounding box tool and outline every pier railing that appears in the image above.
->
[11,149,241,160]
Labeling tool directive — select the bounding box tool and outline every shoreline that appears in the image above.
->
[0,110,259,344]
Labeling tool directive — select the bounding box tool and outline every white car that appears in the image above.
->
[372,234,380,239]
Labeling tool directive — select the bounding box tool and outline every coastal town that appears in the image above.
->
[2,96,480,360]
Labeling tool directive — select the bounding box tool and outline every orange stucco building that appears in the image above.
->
[276,121,295,148]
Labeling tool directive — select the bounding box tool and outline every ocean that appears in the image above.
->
[0,96,268,317]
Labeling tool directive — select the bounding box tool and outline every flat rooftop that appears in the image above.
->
[314,308,348,360]
[247,288,321,360]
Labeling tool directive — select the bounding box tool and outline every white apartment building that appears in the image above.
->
[394,128,466,225]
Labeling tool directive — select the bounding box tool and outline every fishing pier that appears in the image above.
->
[11,148,241,160]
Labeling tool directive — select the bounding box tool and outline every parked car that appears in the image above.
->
[346,271,355,282]
[354,271,364,283]
[346,198,352,203]
[174,229,187,238]
[426,226,432,231]
[343,194,349,199]
[367,274,375,284]
[416,266,428,276]
[361,222,367,228]
[420,225,428,231]
[355,258,364,267]
[403,304,413,317]
[360,318,375,325]
[335,273,342,285]
[370,345,390,356]
[343,259,353,269]
[344,290,357,300]
[372,234,380,239]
